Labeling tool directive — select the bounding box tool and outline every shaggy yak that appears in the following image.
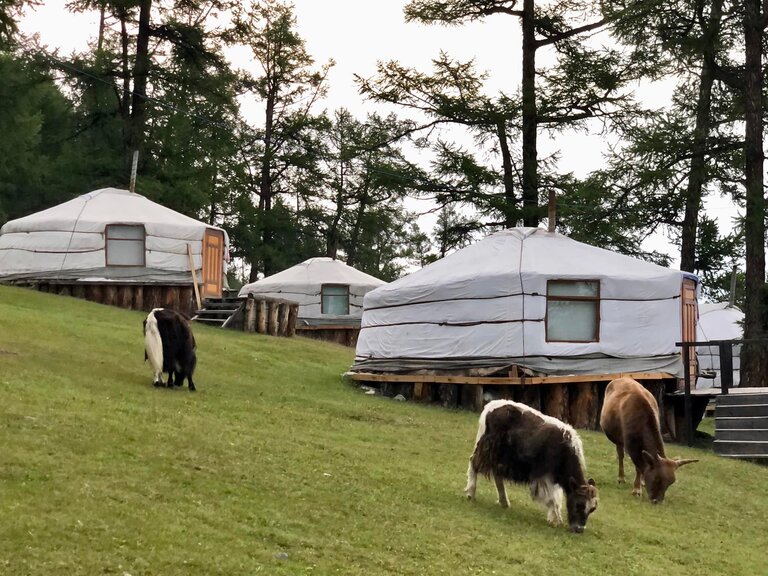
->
[143,308,197,391]
[600,377,697,503]
[465,400,598,533]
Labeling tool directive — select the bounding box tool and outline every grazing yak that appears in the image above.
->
[465,400,598,533]
[143,308,197,391]
[600,377,697,503]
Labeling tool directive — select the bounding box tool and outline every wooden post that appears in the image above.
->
[459,385,485,412]
[86,284,102,303]
[268,300,279,336]
[72,284,86,300]
[287,303,298,337]
[134,285,144,311]
[278,301,290,336]
[148,286,163,310]
[439,384,460,409]
[547,189,556,232]
[103,285,118,306]
[187,243,202,312]
[165,286,181,310]
[518,385,542,412]
[257,299,267,334]
[245,296,256,332]
[570,382,599,429]
[129,150,139,193]
[544,383,569,422]
[118,285,131,309]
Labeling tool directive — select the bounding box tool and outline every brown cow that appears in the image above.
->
[600,377,697,503]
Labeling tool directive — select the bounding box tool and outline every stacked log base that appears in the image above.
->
[370,378,675,432]
[296,326,361,347]
[241,295,299,338]
[28,282,195,316]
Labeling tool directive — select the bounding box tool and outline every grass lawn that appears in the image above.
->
[1,285,766,575]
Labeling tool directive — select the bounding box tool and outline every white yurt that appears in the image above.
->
[0,188,229,299]
[697,302,743,388]
[238,257,385,325]
[353,227,699,377]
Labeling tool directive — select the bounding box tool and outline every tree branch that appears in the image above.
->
[535,19,606,49]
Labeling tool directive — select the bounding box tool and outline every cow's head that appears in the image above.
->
[641,451,698,503]
[566,477,598,533]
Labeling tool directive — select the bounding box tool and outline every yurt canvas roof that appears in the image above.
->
[354,227,697,377]
[238,257,385,322]
[0,187,229,283]
[697,302,743,388]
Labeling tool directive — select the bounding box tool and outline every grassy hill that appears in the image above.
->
[0,285,766,575]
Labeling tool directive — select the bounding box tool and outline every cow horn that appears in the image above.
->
[674,458,699,468]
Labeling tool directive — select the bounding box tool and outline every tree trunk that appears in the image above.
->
[521,0,538,227]
[741,0,767,386]
[119,9,132,179]
[346,198,367,267]
[680,0,722,273]
[127,0,152,171]
[260,86,276,275]
[496,120,517,227]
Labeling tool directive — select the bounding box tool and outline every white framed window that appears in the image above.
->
[321,284,350,315]
[546,280,600,342]
[105,224,146,266]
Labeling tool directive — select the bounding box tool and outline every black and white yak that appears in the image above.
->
[465,400,598,533]
[143,308,197,391]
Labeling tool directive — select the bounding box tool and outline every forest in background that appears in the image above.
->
[2,0,767,381]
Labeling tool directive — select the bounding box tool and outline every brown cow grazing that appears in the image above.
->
[600,377,697,503]
[465,400,598,533]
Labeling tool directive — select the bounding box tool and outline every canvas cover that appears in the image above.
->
[0,188,229,283]
[697,302,743,388]
[353,227,695,377]
[238,257,385,322]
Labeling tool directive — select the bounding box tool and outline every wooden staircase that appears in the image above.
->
[714,391,768,460]
[191,296,244,328]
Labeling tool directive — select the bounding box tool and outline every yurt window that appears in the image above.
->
[321,284,350,315]
[546,280,600,342]
[105,224,146,266]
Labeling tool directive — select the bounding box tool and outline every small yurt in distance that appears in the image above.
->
[351,228,700,429]
[238,257,386,345]
[0,188,229,315]
[697,302,743,388]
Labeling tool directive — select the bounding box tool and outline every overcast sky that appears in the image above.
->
[20,1,740,266]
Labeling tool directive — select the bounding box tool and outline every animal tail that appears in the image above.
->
[144,309,164,377]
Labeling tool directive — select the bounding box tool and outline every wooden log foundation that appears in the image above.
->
[569,382,599,429]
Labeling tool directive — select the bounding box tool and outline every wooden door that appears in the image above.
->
[201,229,224,298]
[681,277,698,380]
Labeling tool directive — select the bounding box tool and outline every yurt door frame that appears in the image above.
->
[681,277,698,378]
[201,229,224,298]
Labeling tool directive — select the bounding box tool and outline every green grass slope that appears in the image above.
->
[0,285,766,575]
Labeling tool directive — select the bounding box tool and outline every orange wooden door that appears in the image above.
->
[681,278,698,379]
[201,229,224,298]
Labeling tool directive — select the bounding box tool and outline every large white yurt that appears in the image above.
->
[0,188,229,309]
[238,257,385,326]
[697,302,743,388]
[353,227,699,378]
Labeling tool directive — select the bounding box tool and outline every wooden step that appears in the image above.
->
[716,393,768,406]
[713,439,768,456]
[715,428,768,442]
[193,317,227,326]
[715,404,768,418]
[715,416,768,430]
